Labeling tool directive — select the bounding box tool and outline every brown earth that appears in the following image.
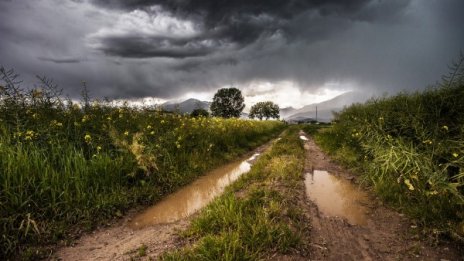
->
[53,213,188,260]
[53,142,272,261]
[52,132,462,260]
[299,131,462,261]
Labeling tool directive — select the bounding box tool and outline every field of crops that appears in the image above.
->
[0,70,284,258]
[314,66,464,240]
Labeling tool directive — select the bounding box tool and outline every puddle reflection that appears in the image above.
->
[305,170,368,225]
[130,153,260,228]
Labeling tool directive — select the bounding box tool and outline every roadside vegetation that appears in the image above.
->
[0,67,285,259]
[162,127,309,260]
[312,57,464,242]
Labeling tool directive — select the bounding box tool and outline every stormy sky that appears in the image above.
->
[1,0,463,108]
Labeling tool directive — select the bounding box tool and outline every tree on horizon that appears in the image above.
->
[210,87,245,118]
[249,101,280,120]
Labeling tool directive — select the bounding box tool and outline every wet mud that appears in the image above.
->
[299,131,461,260]
[131,153,260,228]
[304,170,368,226]
[54,142,270,260]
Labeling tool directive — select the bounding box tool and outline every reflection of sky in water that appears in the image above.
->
[305,170,368,225]
[130,153,259,228]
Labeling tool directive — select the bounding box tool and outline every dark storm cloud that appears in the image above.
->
[94,35,221,58]
[88,0,376,58]
[1,0,464,102]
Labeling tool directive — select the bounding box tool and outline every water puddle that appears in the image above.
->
[305,170,368,225]
[130,153,260,229]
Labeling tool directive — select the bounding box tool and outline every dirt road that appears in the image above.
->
[53,142,271,260]
[300,131,461,260]
[53,133,462,260]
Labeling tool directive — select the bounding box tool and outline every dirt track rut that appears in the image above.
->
[300,131,461,260]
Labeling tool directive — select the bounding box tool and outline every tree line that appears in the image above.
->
[193,87,280,120]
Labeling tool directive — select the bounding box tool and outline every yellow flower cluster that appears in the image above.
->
[82,115,90,123]
[24,130,36,141]
[84,134,92,144]
[50,120,63,128]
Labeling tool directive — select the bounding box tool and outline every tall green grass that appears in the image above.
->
[162,127,308,260]
[313,57,464,241]
[0,67,285,259]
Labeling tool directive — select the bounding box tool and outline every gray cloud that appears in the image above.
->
[38,56,82,64]
[88,0,376,59]
[93,35,222,58]
[0,0,463,103]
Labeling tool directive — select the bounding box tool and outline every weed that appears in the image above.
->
[313,56,464,241]
[0,67,285,259]
[162,127,308,260]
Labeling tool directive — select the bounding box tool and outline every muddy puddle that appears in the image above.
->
[305,170,369,225]
[130,153,261,229]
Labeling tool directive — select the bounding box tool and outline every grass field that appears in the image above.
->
[310,64,464,241]
[162,127,309,260]
[0,68,285,258]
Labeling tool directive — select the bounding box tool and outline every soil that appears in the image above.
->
[52,132,463,260]
[299,131,462,261]
[53,212,189,260]
[53,142,271,261]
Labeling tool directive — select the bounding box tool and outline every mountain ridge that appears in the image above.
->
[159,91,372,121]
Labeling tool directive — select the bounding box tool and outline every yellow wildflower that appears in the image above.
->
[24,130,35,141]
[51,120,63,127]
[404,179,414,191]
[124,131,129,136]
[452,153,459,158]
[82,115,89,123]
[84,134,92,143]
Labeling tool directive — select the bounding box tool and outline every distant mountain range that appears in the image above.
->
[159,91,372,122]
[280,107,297,118]
[160,98,211,114]
[283,91,371,123]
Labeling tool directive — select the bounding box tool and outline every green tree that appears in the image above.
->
[210,87,245,118]
[249,101,280,120]
[191,108,209,117]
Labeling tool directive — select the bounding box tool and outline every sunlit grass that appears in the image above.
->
[162,127,308,260]
[311,72,464,241]
[0,68,286,258]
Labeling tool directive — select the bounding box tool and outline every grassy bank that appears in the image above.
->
[311,64,464,241]
[0,69,285,259]
[162,126,309,260]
